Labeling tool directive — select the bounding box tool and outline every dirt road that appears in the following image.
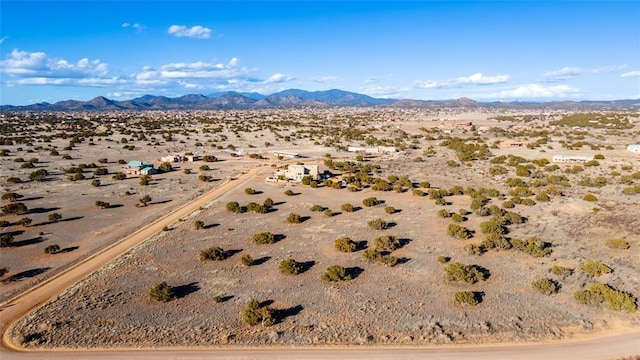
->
[1,164,638,359]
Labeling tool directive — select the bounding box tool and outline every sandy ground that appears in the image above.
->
[1,108,639,353]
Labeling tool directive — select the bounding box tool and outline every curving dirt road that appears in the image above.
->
[1,164,638,359]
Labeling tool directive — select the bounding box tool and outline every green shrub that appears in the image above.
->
[412,189,424,197]
[367,218,388,230]
[44,244,60,254]
[2,202,28,215]
[510,237,551,257]
[244,187,256,195]
[248,203,267,214]
[279,258,304,275]
[373,235,401,251]
[321,265,352,282]
[463,243,484,256]
[0,234,14,247]
[437,209,451,218]
[48,213,62,222]
[362,249,399,267]
[622,185,640,195]
[437,256,450,263]
[335,237,357,252]
[550,264,573,278]
[253,232,276,244]
[287,212,301,224]
[284,189,295,196]
[384,206,396,214]
[149,282,175,302]
[341,203,354,212]
[310,204,326,212]
[323,209,334,217]
[605,238,630,250]
[263,198,274,208]
[226,201,243,213]
[240,254,254,266]
[535,191,550,202]
[479,216,507,236]
[362,197,379,207]
[200,247,227,261]
[455,291,481,306]
[531,278,560,295]
[583,193,597,202]
[447,224,471,239]
[444,262,488,284]
[194,220,205,230]
[574,283,637,312]
[480,233,512,251]
[242,299,276,326]
[579,259,613,277]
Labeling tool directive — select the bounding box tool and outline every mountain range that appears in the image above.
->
[2,89,639,111]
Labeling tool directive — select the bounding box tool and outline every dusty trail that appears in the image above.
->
[0,164,638,359]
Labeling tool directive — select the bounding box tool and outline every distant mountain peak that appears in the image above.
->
[1,90,638,111]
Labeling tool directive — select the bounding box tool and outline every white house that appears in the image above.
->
[274,164,320,182]
[552,155,592,163]
[627,144,640,153]
[347,146,397,155]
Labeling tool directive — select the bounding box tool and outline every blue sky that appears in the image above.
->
[1,1,639,105]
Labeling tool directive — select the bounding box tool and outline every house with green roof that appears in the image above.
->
[123,161,157,176]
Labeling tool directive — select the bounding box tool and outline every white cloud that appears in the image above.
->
[311,75,342,83]
[359,85,409,98]
[542,67,583,81]
[0,36,8,45]
[0,49,116,87]
[363,77,379,84]
[168,25,212,39]
[134,58,255,85]
[481,83,581,100]
[621,70,640,78]
[414,72,509,89]
[543,64,628,81]
[122,22,146,32]
[265,73,295,84]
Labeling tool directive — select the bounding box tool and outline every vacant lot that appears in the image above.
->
[2,109,639,348]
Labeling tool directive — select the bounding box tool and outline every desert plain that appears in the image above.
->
[0,107,639,349]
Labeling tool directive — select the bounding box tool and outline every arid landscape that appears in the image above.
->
[1,107,639,351]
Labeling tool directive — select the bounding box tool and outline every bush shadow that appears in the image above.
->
[10,237,44,247]
[346,266,364,279]
[3,267,50,282]
[253,256,271,265]
[174,282,200,299]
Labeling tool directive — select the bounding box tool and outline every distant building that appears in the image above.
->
[347,146,397,155]
[552,155,592,163]
[627,144,640,153]
[500,140,524,148]
[123,161,156,176]
[273,151,300,159]
[442,121,472,128]
[161,153,201,162]
[274,164,320,182]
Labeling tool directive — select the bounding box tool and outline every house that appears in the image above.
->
[627,144,640,153]
[274,164,320,182]
[123,161,157,176]
[347,146,397,155]
[161,153,202,162]
[552,155,592,163]
[500,140,524,148]
[273,151,300,159]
